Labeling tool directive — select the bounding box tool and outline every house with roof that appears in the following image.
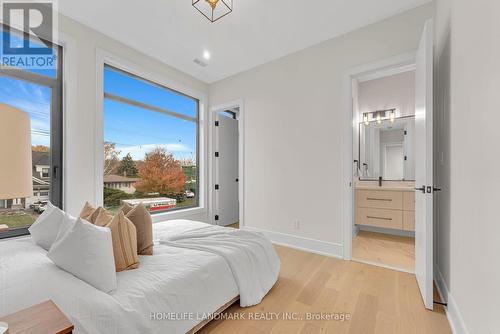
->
[103,174,140,194]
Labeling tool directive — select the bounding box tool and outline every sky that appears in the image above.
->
[0,55,198,162]
[103,66,198,162]
[0,76,52,147]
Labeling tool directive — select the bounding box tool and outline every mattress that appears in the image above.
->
[0,220,239,334]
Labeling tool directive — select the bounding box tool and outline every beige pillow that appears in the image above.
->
[121,202,134,215]
[94,209,114,227]
[107,211,139,272]
[79,202,105,224]
[79,202,95,221]
[124,203,153,255]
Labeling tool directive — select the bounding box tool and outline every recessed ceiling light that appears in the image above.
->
[203,50,211,60]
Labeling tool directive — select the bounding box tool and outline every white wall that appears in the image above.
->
[358,71,416,118]
[209,4,433,253]
[434,0,500,333]
[58,14,209,221]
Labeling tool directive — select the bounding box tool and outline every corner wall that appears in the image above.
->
[208,4,434,255]
[434,0,500,333]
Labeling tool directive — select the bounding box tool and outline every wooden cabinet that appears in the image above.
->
[403,191,415,211]
[356,189,415,232]
[403,210,415,231]
[356,190,403,210]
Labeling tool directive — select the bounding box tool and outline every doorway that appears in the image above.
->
[352,67,417,274]
[210,102,244,228]
[344,19,434,310]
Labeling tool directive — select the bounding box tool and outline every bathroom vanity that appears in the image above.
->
[355,186,415,231]
[354,114,416,233]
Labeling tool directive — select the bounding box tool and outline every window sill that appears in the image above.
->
[151,207,207,223]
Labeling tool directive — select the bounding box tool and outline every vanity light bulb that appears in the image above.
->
[376,114,382,124]
[390,111,395,123]
[363,114,369,125]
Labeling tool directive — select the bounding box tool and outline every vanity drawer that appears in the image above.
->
[403,191,415,211]
[356,208,403,229]
[356,190,403,210]
[403,211,415,231]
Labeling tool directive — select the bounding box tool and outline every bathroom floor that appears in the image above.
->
[352,230,415,273]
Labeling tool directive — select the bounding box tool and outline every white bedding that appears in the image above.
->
[0,220,240,334]
[160,226,280,307]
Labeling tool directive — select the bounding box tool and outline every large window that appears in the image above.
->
[0,26,63,238]
[103,65,199,214]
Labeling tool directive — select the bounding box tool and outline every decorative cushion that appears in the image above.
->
[121,202,134,215]
[107,211,139,272]
[53,213,77,245]
[124,204,153,255]
[94,209,114,227]
[79,202,95,221]
[79,202,105,224]
[47,218,117,293]
[28,202,65,250]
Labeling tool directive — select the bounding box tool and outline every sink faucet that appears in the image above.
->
[378,176,382,187]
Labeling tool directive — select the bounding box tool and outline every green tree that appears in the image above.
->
[118,153,138,177]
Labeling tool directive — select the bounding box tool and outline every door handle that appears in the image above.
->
[415,185,426,193]
[433,187,442,192]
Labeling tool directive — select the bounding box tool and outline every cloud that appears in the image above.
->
[117,143,194,160]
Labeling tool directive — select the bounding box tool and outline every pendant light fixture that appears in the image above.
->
[192,0,233,23]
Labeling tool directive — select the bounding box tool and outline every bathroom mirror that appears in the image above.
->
[357,116,415,181]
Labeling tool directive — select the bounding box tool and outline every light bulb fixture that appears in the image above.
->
[363,114,369,126]
[193,0,233,23]
[361,108,396,126]
[389,110,396,123]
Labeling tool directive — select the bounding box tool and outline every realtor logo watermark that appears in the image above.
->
[1,0,58,70]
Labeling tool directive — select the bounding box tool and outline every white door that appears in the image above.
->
[215,112,239,226]
[414,20,434,310]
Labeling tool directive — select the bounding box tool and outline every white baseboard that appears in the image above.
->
[243,226,343,259]
[434,265,469,334]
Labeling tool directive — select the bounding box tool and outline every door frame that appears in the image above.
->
[342,52,416,260]
[209,100,245,227]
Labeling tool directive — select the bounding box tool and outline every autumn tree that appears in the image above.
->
[32,145,49,152]
[104,142,120,175]
[118,153,138,177]
[135,147,186,196]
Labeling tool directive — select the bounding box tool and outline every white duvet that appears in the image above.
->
[159,225,280,307]
[0,220,251,334]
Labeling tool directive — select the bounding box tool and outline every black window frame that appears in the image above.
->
[0,24,63,239]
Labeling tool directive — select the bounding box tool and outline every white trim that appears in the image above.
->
[434,265,469,334]
[357,63,416,83]
[244,226,343,259]
[208,100,245,227]
[95,49,208,219]
[342,52,416,261]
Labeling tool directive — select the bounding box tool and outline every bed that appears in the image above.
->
[0,220,279,334]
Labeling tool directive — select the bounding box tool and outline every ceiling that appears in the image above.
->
[58,0,430,83]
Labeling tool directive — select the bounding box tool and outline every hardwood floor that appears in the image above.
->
[198,245,450,334]
[227,222,239,229]
[352,231,415,273]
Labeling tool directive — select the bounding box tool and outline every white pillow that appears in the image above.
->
[28,202,65,250]
[47,218,117,293]
[53,213,77,246]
